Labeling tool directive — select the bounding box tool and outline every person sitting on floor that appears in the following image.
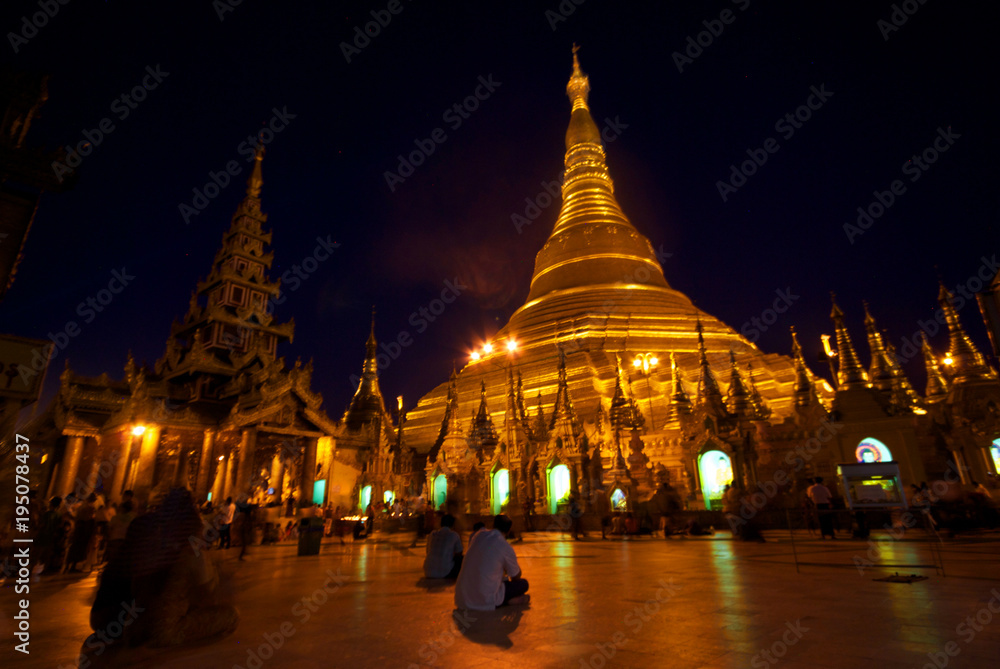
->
[424,514,464,579]
[455,514,529,610]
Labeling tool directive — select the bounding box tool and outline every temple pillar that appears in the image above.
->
[132,426,162,493]
[222,451,235,500]
[55,435,86,498]
[82,442,102,497]
[108,431,132,503]
[950,448,971,485]
[233,428,258,498]
[300,437,318,507]
[194,430,215,501]
[270,454,284,500]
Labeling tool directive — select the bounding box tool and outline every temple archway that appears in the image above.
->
[548,463,571,514]
[433,474,447,510]
[698,449,732,510]
[856,437,892,463]
[492,468,510,514]
[992,439,1000,474]
[359,484,372,512]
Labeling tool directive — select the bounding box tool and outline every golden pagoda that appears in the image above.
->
[403,51,828,513]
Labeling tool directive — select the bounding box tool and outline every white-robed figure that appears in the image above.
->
[454,515,529,610]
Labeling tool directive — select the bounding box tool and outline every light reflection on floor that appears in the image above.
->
[1,531,998,668]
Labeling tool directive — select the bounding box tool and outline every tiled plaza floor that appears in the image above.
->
[3,530,1000,668]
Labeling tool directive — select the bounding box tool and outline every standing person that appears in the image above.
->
[237,497,257,561]
[522,496,534,532]
[455,515,529,610]
[105,500,135,565]
[323,503,334,537]
[333,505,346,545]
[37,497,68,575]
[569,496,584,540]
[67,494,97,573]
[365,502,374,537]
[807,477,835,539]
[423,514,464,579]
[218,497,235,549]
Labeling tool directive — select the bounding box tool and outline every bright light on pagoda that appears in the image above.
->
[470,351,481,361]
[943,356,954,365]
[483,343,494,354]
[132,425,146,437]
[507,339,518,352]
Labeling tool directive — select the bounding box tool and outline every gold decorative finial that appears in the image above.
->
[246,145,265,198]
[567,45,590,111]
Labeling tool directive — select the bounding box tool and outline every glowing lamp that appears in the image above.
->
[471,351,481,361]
[507,339,518,352]
[633,358,641,368]
[131,425,146,437]
[943,356,954,366]
[649,357,659,367]
[483,343,493,354]
[913,407,927,415]
[218,455,225,461]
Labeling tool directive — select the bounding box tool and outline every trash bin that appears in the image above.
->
[297,517,324,556]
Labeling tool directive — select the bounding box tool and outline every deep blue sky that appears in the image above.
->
[1,0,996,417]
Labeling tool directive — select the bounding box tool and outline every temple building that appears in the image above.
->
[23,53,1000,523]
[393,52,1000,517]
[26,151,364,510]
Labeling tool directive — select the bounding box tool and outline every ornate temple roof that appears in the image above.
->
[341,313,395,439]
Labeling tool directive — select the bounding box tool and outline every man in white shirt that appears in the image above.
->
[807,477,835,539]
[455,515,529,610]
[424,514,463,579]
[219,497,236,549]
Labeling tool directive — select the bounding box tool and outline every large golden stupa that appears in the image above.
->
[402,53,810,452]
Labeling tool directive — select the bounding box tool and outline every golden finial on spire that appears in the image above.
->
[567,44,590,111]
[246,144,264,198]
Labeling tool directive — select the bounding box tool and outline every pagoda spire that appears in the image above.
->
[669,352,692,415]
[829,294,868,389]
[938,282,995,383]
[521,49,670,305]
[550,348,579,431]
[790,327,817,407]
[726,349,751,415]
[746,364,770,418]
[863,302,894,392]
[921,332,950,399]
[343,313,392,434]
[695,319,723,401]
[246,145,264,198]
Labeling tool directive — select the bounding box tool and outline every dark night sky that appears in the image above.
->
[1,1,997,417]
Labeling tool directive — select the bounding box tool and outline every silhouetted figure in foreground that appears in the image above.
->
[79,488,239,666]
